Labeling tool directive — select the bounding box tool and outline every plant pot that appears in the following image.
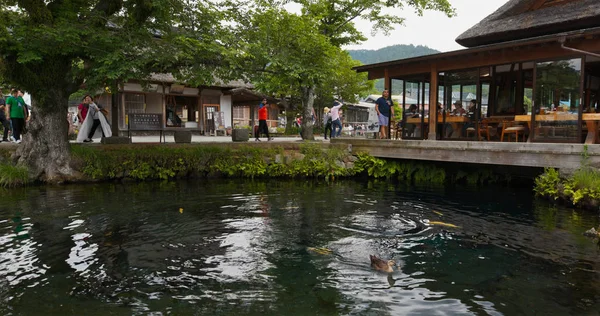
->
[174,131,192,143]
[232,129,249,142]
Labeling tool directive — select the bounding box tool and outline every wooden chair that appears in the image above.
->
[500,121,526,142]
[466,121,492,141]
[394,121,403,140]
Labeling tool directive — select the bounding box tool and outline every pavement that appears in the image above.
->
[0,134,336,146]
[67,134,331,144]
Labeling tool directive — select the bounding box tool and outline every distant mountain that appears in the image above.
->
[347,44,440,65]
[347,44,441,93]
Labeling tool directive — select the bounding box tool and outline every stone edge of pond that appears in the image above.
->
[3,143,600,211]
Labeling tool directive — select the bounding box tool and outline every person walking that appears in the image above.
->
[77,95,112,142]
[322,107,332,140]
[330,100,343,138]
[375,90,394,139]
[6,89,26,144]
[255,98,272,141]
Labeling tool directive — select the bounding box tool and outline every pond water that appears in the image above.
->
[1,180,599,315]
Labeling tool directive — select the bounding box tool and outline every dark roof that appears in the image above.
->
[148,73,254,89]
[456,0,600,47]
[354,26,600,73]
[223,88,279,104]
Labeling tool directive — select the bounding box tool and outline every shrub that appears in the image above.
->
[0,163,29,188]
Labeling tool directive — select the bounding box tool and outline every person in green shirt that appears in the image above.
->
[6,89,25,143]
[17,90,30,120]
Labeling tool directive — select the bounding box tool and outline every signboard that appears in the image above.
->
[214,111,226,130]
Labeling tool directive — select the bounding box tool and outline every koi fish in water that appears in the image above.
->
[427,221,460,229]
[307,247,333,255]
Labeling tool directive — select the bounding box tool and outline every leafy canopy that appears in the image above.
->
[0,0,227,105]
[296,0,456,47]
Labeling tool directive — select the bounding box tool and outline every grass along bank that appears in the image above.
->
[534,145,600,210]
[0,143,526,187]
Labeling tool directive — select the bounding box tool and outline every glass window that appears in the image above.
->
[480,83,490,117]
[233,105,250,127]
[121,93,145,129]
[400,79,428,140]
[494,63,519,115]
[533,58,582,142]
[391,79,403,121]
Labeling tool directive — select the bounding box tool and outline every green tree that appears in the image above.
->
[0,0,226,182]
[233,0,455,140]
[313,52,373,126]
[230,8,342,139]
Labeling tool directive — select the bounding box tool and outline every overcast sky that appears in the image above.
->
[342,0,510,52]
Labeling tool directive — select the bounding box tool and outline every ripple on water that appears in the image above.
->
[0,181,598,315]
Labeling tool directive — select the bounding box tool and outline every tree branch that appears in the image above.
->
[18,0,53,24]
[92,0,123,18]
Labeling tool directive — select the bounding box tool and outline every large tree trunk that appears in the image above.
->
[15,95,80,184]
[301,85,316,140]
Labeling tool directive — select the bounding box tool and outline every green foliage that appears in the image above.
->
[230,0,454,137]
[352,153,513,186]
[562,168,600,205]
[534,168,561,198]
[0,164,30,188]
[71,144,354,181]
[1,0,228,115]
[533,146,600,207]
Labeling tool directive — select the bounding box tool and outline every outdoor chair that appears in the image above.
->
[500,121,526,142]
[466,121,492,141]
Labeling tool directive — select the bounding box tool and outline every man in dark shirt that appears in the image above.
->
[0,95,10,142]
[375,90,395,139]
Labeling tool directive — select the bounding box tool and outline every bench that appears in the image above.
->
[128,113,165,143]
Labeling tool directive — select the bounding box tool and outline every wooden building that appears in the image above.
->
[354,0,600,144]
[96,74,281,136]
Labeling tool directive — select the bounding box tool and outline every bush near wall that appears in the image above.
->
[0,148,29,188]
[69,145,512,186]
[70,143,355,181]
[534,167,600,209]
[0,145,519,188]
[534,146,600,210]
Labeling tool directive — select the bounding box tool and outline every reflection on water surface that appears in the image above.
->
[0,180,599,315]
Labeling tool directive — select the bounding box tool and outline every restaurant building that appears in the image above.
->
[354,0,600,144]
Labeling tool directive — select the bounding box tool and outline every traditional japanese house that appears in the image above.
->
[96,74,281,136]
[354,0,600,144]
[224,88,281,130]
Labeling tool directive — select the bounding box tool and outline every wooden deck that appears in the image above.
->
[332,139,600,170]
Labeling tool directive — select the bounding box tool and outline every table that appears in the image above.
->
[514,113,600,144]
[405,115,470,138]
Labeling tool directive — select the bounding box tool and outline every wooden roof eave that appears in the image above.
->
[354,26,600,77]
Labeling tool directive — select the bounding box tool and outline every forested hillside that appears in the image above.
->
[347,44,440,92]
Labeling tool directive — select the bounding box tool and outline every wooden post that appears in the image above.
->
[428,64,438,141]
[111,81,120,136]
[385,69,391,139]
